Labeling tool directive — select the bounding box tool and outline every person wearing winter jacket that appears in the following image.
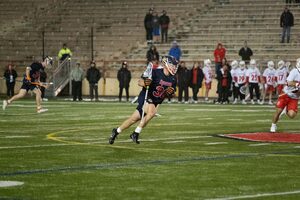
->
[117,61,131,102]
[86,61,101,101]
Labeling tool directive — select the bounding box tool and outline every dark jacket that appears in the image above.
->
[159,14,170,28]
[117,67,131,88]
[239,47,253,62]
[177,66,191,88]
[86,67,101,84]
[4,69,17,83]
[190,67,204,88]
[40,70,47,82]
[144,13,153,29]
[217,67,232,89]
[280,10,294,27]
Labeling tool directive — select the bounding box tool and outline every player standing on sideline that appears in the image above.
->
[270,58,300,132]
[2,57,52,113]
[275,60,289,95]
[261,61,276,105]
[246,59,261,104]
[230,60,239,104]
[234,61,247,104]
[202,59,213,102]
[109,56,178,144]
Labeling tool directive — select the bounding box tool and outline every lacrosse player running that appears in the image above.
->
[261,61,276,105]
[246,59,261,104]
[202,59,213,102]
[109,56,178,144]
[2,57,52,113]
[275,60,289,95]
[230,60,239,104]
[233,61,247,104]
[270,58,300,132]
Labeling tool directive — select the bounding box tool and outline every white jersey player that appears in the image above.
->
[202,59,213,101]
[262,61,276,105]
[270,58,300,132]
[275,60,289,94]
[230,60,239,104]
[234,61,247,104]
[246,59,261,104]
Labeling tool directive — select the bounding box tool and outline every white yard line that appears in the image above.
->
[205,142,228,145]
[163,140,185,144]
[2,136,33,139]
[206,190,300,200]
[249,143,272,147]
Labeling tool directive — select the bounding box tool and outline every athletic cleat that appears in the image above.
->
[251,100,255,105]
[270,123,277,133]
[37,108,48,113]
[268,101,273,105]
[109,128,119,144]
[2,100,8,110]
[242,100,247,105]
[130,132,140,144]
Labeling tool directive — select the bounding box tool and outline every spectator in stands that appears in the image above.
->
[159,10,170,43]
[144,8,154,45]
[190,62,204,103]
[70,62,84,101]
[3,64,17,97]
[213,43,226,74]
[117,61,131,102]
[152,11,160,44]
[280,7,294,43]
[146,45,160,63]
[86,61,101,101]
[216,62,232,104]
[177,61,190,103]
[238,41,253,64]
[40,68,48,101]
[169,41,182,61]
[58,43,72,62]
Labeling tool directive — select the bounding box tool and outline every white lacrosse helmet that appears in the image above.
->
[249,59,256,69]
[296,58,300,71]
[267,61,275,69]
[239,60,246,69]
[231,60,238,69]
[204,59,211,68]
[277,60,285,69]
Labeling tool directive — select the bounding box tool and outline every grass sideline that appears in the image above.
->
[0,99,300,200]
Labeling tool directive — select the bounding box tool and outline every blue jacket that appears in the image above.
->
[169,47,182,61]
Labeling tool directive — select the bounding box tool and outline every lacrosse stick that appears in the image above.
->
[140,62,153,124]
[1,77,53,88]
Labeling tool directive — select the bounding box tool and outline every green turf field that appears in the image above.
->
[0,100,300,200]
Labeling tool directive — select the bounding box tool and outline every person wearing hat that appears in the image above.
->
[168,41,182,61]
[144,8,154,44]
[58,43,72,62]
[86,61,101,101]
[117,61,131,102]
[70,62,84,101]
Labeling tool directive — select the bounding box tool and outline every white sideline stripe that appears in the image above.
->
[2,136,32,139]
[206,190,300,200]
[294,146,300,148]
[163,140,185,144]
[205,142,228,145]
[0,181,24,187]
[249,143,272,147]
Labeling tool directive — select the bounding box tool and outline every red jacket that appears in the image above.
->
[214,45,226,63]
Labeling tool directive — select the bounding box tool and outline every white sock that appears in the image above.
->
[134,126,142,134]
[271,123,276,127]
[117,127,122,133]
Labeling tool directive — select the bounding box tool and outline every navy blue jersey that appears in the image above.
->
[145,68,177,104]
[136,68,176,117]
